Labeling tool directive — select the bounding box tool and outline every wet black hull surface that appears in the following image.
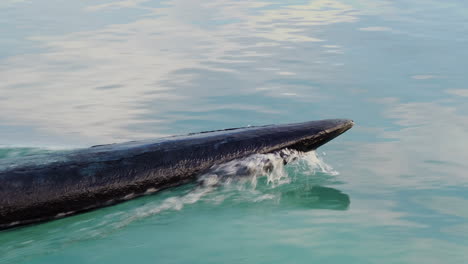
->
[0,119,353,230]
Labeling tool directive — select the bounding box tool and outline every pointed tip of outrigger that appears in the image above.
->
[285,118,354,152]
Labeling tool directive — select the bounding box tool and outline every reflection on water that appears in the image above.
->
[0,0,385,145]
[281,185,350,210]
[0,147,54,159]
[2,0,468,263]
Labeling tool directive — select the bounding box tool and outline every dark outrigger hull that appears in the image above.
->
[0,119,353,230]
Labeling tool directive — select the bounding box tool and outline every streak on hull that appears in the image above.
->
[0,119,353,230]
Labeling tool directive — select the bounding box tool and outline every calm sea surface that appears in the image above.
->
[1,0,468,263]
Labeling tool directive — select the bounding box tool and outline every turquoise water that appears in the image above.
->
[1,0,468,263]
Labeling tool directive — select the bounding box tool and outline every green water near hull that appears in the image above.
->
[2,0,468,263]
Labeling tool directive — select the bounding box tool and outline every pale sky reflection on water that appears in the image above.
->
[1,0,387,145]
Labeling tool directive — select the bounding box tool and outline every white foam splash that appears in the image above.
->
[300,151,339,176]
[111,149,337,228]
